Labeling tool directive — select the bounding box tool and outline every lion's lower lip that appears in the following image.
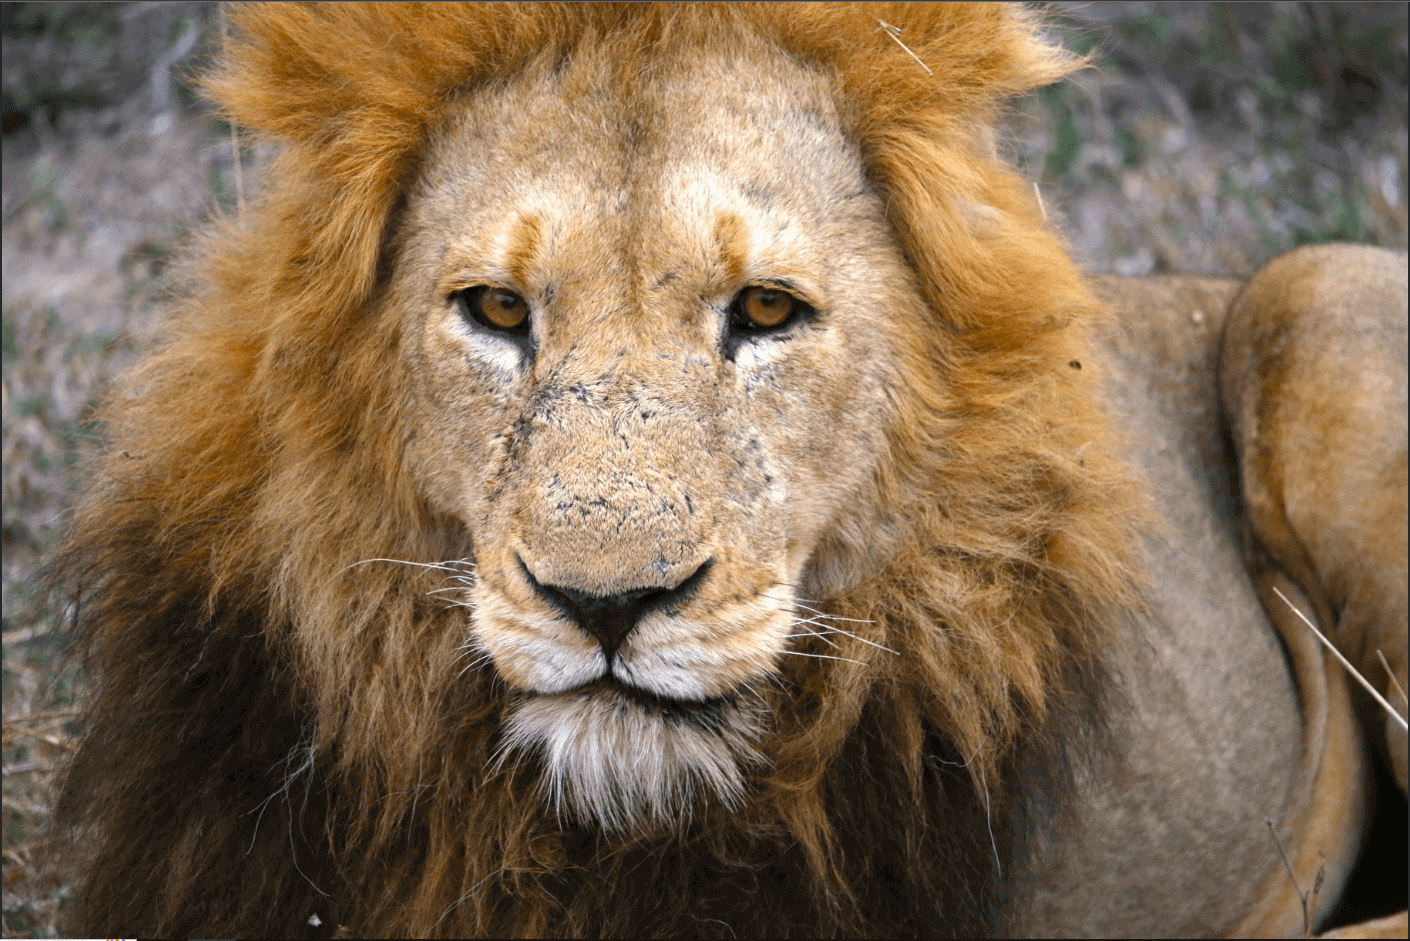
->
[567,678,735,728]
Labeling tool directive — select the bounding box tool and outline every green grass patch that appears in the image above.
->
[12,393,49,418]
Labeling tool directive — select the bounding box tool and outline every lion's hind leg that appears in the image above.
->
[1220,243,1408,937]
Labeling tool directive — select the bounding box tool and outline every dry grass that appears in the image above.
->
[1274,587,1409,732]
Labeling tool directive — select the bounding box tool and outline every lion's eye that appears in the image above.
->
[730,286,807,333]
[458,286,530,335]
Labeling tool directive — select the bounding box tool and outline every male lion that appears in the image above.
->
[52,4,1406,938]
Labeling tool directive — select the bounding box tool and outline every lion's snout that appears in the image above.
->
[520,555,713,661]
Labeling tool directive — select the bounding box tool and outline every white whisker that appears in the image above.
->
[764,593,874,623]
[338,557,478,577]
[788,620,898,655]
[791,606,875,625]
[787,628,844,649]
[829,632,897,655]
[779,650,866,666]
[458,657,491,679]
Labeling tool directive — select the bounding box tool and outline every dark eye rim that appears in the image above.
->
[727,284,815,336]
[453,285,532,337]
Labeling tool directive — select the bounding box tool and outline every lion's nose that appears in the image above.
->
[520,558,712,662]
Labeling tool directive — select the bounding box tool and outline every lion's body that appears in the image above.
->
[1016,270,1390,937]
[51,5,1406,938]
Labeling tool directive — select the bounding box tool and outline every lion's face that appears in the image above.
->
[392,41,923,827]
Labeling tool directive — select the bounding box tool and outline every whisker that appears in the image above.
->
[790,606,875,625]
[778,650,867,666]
[766,594,876,625]
[457,656,492,679]
[453,642,493,678]
[828,632,897,655]
[338,557,478,577]
[789,618,869,635]
[788,621,898,655]
[787,628,843,650]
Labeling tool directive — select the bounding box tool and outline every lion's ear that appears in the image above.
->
[197,4,575,322]
[201,5,575,145]
[743,4,1087,127]
[868,3,1088,100]
[771,5,1094,337]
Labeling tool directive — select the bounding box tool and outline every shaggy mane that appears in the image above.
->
[53,4,1147,937]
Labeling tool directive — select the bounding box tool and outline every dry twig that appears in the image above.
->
[876,20,932,75]
[1272,586,1408,730]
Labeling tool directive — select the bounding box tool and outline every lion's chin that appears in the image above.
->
[498,683,766,832]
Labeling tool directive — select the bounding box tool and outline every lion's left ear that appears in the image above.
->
[890,3,1086,98]
[741,3,1087,127]
[774,4,1093,338]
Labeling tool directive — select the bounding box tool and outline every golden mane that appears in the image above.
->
[54,4,1147,936]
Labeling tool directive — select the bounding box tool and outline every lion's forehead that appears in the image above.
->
[416,43,882,314]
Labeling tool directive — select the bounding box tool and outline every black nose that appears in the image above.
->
[520,559,712,662]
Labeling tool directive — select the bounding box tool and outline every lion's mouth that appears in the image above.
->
[564,678,739,731]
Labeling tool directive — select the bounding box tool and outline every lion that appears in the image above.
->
[50,4,1406,938]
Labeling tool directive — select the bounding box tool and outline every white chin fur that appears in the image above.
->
[498,687,765,831]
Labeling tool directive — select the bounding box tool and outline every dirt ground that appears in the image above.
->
[2,3,1406,937]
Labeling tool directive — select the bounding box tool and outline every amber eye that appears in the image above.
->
[732,286,803,332]
[458,286,530,334]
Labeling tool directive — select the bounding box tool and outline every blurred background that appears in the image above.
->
[2,3,1406,936]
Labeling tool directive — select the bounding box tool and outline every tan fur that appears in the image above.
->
[51,4,1404,938]
[1222,244,1408,794]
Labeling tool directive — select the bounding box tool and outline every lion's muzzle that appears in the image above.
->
[520,555,714,664]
